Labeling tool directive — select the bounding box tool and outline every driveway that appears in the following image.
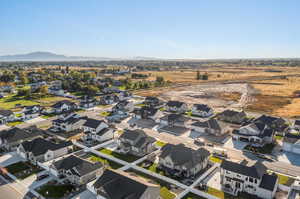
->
[0,152,23,167]
[223,138,248,150]
[204,169,222,191]
[71,190,97,199]
[25,117,46,124]
[277,152,300,167]
[0,125,9,131]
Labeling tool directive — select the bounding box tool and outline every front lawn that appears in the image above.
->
[276,173,295,186]
[89,155,123,169]
[5,161,42,179]
[37,184,75,198]
[140,162,166,176]
[205,187,256,199]
[160,187,176,199]
[275,135,283,140]
[98,148,141,162]
[7,121,24,127]
[244,143,275,154]
[155,140,167,147]
[209,156,223,164]
[0,94,38,110]
[99,111,111,117]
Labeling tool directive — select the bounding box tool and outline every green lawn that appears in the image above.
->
[7,121,24,127]
[89,155,123,169]
[182,193,206,199]
[135,103,146,107]
[140,162,166,176]
[0,94,38,110]
[275,135,283,140]
[155,140,167,147]
[5,161,42,179]
[205,187,255,199]
[244,143,275,154]
[209,156,223,164]
[37,184,75,198]
[99,111,111,117]
[160,187,176,199]
[277,173,295,186]
[98,148,140,162]
[159,107,166,111]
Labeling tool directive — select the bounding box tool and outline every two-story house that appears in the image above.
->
[233,122,274,146]
[82,118,113,142]
[22,105,43,120]
[133,106,162,120]
[0,126,43,151]
[50,155,103,185]
[159,114,189,128]
[89,169,160,199]
[118,129,156,157]
[79,95,98,108]
[165,101,188,113]
[144,96,160,107]
[117,91,132,101]
[51,100,77,114]
[17,138,73,164]
[191,104,213,117]
[218,110,247,124]
[100,94,119,105]
[52,113,86,132]
[112,100,134,114]
[158,144,210,178]
[0,109,15,124]
[190,118,230,136]
[220,159,278,199]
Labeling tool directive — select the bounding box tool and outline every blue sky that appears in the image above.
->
[0,0,300,59]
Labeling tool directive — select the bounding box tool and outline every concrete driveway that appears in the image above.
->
[0,125,9,131]
[0,152,23,167]
[72,190,97,199]
[24,117,46,124]
[223,138,248,150]
[277,152,300,167]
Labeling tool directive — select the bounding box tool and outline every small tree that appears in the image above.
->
[196,71,201,80]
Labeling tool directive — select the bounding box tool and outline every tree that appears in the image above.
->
[83,85,99,96]
[196,71,201,80]
[155,76,164,86]
[38,85,48,96]
[19,72,29,85]
[17,87,31,98]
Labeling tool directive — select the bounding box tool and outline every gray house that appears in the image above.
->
[190,118,229,136]
[50,155,103,185]
[158,144,210,178]
[118,129,156,157]
[0,109,15,124]
[165,101,188,113]
[218,110,247,124]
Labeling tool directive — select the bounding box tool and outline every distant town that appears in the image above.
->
[0,58,298,199]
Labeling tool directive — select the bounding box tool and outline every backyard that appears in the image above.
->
[89,154,123,169]
[37,183,76,198]
[98,148,141,163]
[5,161,42,179]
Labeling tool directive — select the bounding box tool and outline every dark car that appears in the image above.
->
[36,174,49,181]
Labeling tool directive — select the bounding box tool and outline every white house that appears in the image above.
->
[221,159,278,199]
[232,122,275,147]
[52,113,86,132]
[82,118,113,142]
[191,104,213,117]
[282,134,300,155]
[51,100,77,114]
[165,101,188,113]
[22,105,43,120]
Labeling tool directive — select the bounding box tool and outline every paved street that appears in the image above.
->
[0,176,24,199]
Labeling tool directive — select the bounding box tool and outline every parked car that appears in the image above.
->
[36,174,49,181]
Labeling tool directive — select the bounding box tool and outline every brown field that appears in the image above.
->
[135,66,300,118]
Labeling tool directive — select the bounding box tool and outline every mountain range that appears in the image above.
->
[0,51,160,61]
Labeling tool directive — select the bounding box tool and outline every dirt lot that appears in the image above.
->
[135,66,300,118]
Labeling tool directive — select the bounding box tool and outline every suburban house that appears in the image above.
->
[52,113,87,132]
[159,114,189,128]
[50,155,103,185]
[0,109,15,124]
[17,138,73,164]
[102,87,120,94]
[165,101,188,113]
[118,129,156,157]
[190,118,230,136]
[287,180,300,199]
[0,127,43,150]
[117,91,132,101]
[48,86,65,96]
[30,81,47,92]
[232,122,275,146]
[144,96,160,107]
[100,94,119,105]
[82,118,113,142]
[282,133,300,155]
[79,95,98,108]
[294,120,300,131]
[112,100,134,114]
[22,105,43,120]
[191,104,213,117]
[133,106,162,120]
[218,110,247,124]
[51,100,77,114]
[158,144,210,178]
[89,169,160,199]
[254,115,287,133]
[220,159,278,199]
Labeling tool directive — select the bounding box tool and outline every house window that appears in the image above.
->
[249,178,253,183]
[237,174,241,178]
[254,179,257,184]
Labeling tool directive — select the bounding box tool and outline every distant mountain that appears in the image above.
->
[0,51,161,61]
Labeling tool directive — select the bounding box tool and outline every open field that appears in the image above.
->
[134,66,300,118]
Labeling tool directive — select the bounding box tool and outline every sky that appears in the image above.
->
[0,0,300,59]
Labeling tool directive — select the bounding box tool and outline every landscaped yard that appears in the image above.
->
[37,184,76,198]
[5,161,42,179]
[7,121,24,127]
[276,173,295,186]
[244,143,276,154]
[89,154,123,169]
[155,140,167,147]
[99,111,111,117]
[98,148,141,162]
[204,187,256,199]
[209,156,223,164]
[139,162,166,176]
[275,135,284,140]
